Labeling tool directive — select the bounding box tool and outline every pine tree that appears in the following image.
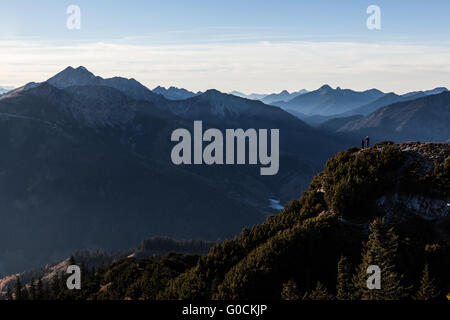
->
[352,218,407,300]
[36,278,44,300]
[29,278,37,300]
[336,255,353,300]
[51,274,62,299]
[44,281,51,300]
[22,285,30,300]
[14,277,24,300]
[302,282,333,300]
[415,264,439,300]
[281,280,300,300]
[6,287,13,300]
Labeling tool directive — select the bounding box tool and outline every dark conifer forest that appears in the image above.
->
[7,142,450,301]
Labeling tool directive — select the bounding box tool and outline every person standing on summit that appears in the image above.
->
[365,136,370,148]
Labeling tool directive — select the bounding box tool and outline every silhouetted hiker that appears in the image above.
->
[361,139,365,149]
[365,136,370,148]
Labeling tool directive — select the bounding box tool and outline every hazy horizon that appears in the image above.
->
[2,63,448,97]
[2,0,450,94]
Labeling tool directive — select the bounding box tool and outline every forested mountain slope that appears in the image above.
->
[7,142,448,300]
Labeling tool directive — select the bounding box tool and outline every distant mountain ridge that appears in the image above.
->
[152,86,201,100]
[229,89,308,104]
[273,85,385,116]
[345,87,448,116]
[402,87,448,98]
[229,91,267,100]
[336,91,450,142]
[46,66,163,102]
[345,92,424,117]
[261,89,308,104]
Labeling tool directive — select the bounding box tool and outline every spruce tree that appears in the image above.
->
[281,280,300,300]
[352,218,407,300]
[302,282,333,300]
[415,264,439,300]
[29,278,36,300]
[51,274,62,299]
[336,255,353,300]
[14,277,24,300]
[44,281,51,300]
[6,287,13,300]
[37,278,44,300]
[22,285,30,300]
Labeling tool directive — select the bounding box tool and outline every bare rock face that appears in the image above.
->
[375,142,450,222]
[314,142,449,223]
[377,194,449,222]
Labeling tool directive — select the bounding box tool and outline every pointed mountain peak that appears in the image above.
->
[317,84,334,94]
[57,66,94,76]
[319,84,333,91]
[47,66,97,89]
[203,89,223,96]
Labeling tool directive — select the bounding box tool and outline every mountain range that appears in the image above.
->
[336,91,450,142]
[260,89,308,104]
[271,85,448,121]
[1,66,449,277]
[228,91,267,100]
[229,89,308,104]
[0,67,351,275]
[152,86,201,100]
[272,85,385,116]
[344,87,448,116]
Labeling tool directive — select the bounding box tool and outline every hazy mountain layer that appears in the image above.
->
[273,85,384,116]
[260,90,308,104]
[152,86,201,100]
[346,87,448,116]
[337,92,450,142]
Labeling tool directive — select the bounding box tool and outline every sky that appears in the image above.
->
[1,0,450,94]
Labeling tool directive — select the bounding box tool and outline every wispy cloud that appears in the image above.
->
[1,40,450,94]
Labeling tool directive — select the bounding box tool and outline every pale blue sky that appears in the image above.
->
[1,0,450,93]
